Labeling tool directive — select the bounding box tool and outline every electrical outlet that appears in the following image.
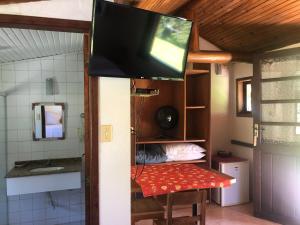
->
[101,125,112,142]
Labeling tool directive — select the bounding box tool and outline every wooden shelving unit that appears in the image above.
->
[184,63,211,167]
[146,159,207,166]
[130,63,211,166]
[186,69,210,76]
[136,138,206,144]
[185,106,206,109]
[131,18,211,167]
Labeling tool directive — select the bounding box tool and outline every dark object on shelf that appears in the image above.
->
[155,106,178,130]
[136,144,167,164]
[217,150,232,158]
[131,88,160,97]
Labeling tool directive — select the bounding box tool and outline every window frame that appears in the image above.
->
[236,76,253,117]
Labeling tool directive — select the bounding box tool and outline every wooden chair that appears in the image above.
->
[131,197,165,225]
[154,190,207,225]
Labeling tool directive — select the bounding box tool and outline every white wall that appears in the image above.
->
[99,78,131,225]
[0,0,93,21]
[198,37,231,154]
[210,64,230,154]
[228,62,254,199]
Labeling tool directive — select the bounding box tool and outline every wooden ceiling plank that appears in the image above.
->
[224,9,300,47]
[255,33,300,52]
[196,0,282,50]
[181,0,250,25]
[209,4,300,50]
[136,0,192,14]
[202,0,295,37]
[236,17,300,52]
[199,0,300,51]
[189,0,270,27]
[212,0,300,38]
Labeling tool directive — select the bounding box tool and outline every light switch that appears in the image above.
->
[101,125,112,142]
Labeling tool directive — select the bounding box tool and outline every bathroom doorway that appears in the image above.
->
[0,15,98,225]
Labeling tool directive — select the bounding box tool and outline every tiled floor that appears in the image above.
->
[136,203,281,225]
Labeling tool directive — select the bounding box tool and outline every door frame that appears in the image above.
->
[0,14,99,225]
[253,47,300,224]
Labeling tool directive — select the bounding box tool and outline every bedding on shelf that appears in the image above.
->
[162,143,206,162]
[136,143,206,164]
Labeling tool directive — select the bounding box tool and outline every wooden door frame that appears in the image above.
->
[0,14,99,225]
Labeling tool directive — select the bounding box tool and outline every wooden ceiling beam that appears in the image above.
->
[188,51,253,63]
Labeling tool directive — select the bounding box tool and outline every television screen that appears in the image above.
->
[89,0,192,80]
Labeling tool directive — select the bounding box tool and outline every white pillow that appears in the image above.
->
[162,143,206,162]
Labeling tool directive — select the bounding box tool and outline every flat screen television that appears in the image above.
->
[89,0,193,80]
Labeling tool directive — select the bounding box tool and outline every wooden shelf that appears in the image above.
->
[136,138,206,144]
[186,106,206,109]
[145,159,207,165]
[186,69,209,76]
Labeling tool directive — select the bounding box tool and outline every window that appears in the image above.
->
[236,77,252,117]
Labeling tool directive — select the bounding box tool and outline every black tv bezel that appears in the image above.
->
[89,0,193,81]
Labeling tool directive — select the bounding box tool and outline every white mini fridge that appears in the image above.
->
[212,159,249,206]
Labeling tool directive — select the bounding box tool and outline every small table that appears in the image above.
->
[131,164,235,223]
[131,163,235,197]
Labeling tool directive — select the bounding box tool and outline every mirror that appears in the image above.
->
[33,103,65,140]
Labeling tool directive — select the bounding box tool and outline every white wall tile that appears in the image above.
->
[2,70,16,82]
[7,106,18,118]
[2,63,14,71]
[29,70,42,83]
[16,71,29,83]
[29,60,41,71]
[17,95,30,106]
[54,59,65,72]
[66,61,77,72]
[7,130,18,141]
[7,142,18,154]
[41,60,54,71]
[15,61,28,71]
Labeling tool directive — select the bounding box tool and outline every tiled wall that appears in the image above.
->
[0,96,8,225]
[0,52,85,225]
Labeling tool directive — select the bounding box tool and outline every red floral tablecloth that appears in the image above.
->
[131,164,234,197]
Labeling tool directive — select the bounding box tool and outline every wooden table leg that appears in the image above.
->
[192,203,197,216]
[201,189,207,225]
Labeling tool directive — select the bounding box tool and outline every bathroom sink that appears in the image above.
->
[30,166,64,173]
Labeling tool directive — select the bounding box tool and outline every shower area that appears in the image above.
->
[0,94,7,225]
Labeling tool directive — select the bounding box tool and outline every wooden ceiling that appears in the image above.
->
[131,0,300,53]
[136,0,191,14]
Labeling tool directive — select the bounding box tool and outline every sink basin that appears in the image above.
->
[30,166,64,173]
